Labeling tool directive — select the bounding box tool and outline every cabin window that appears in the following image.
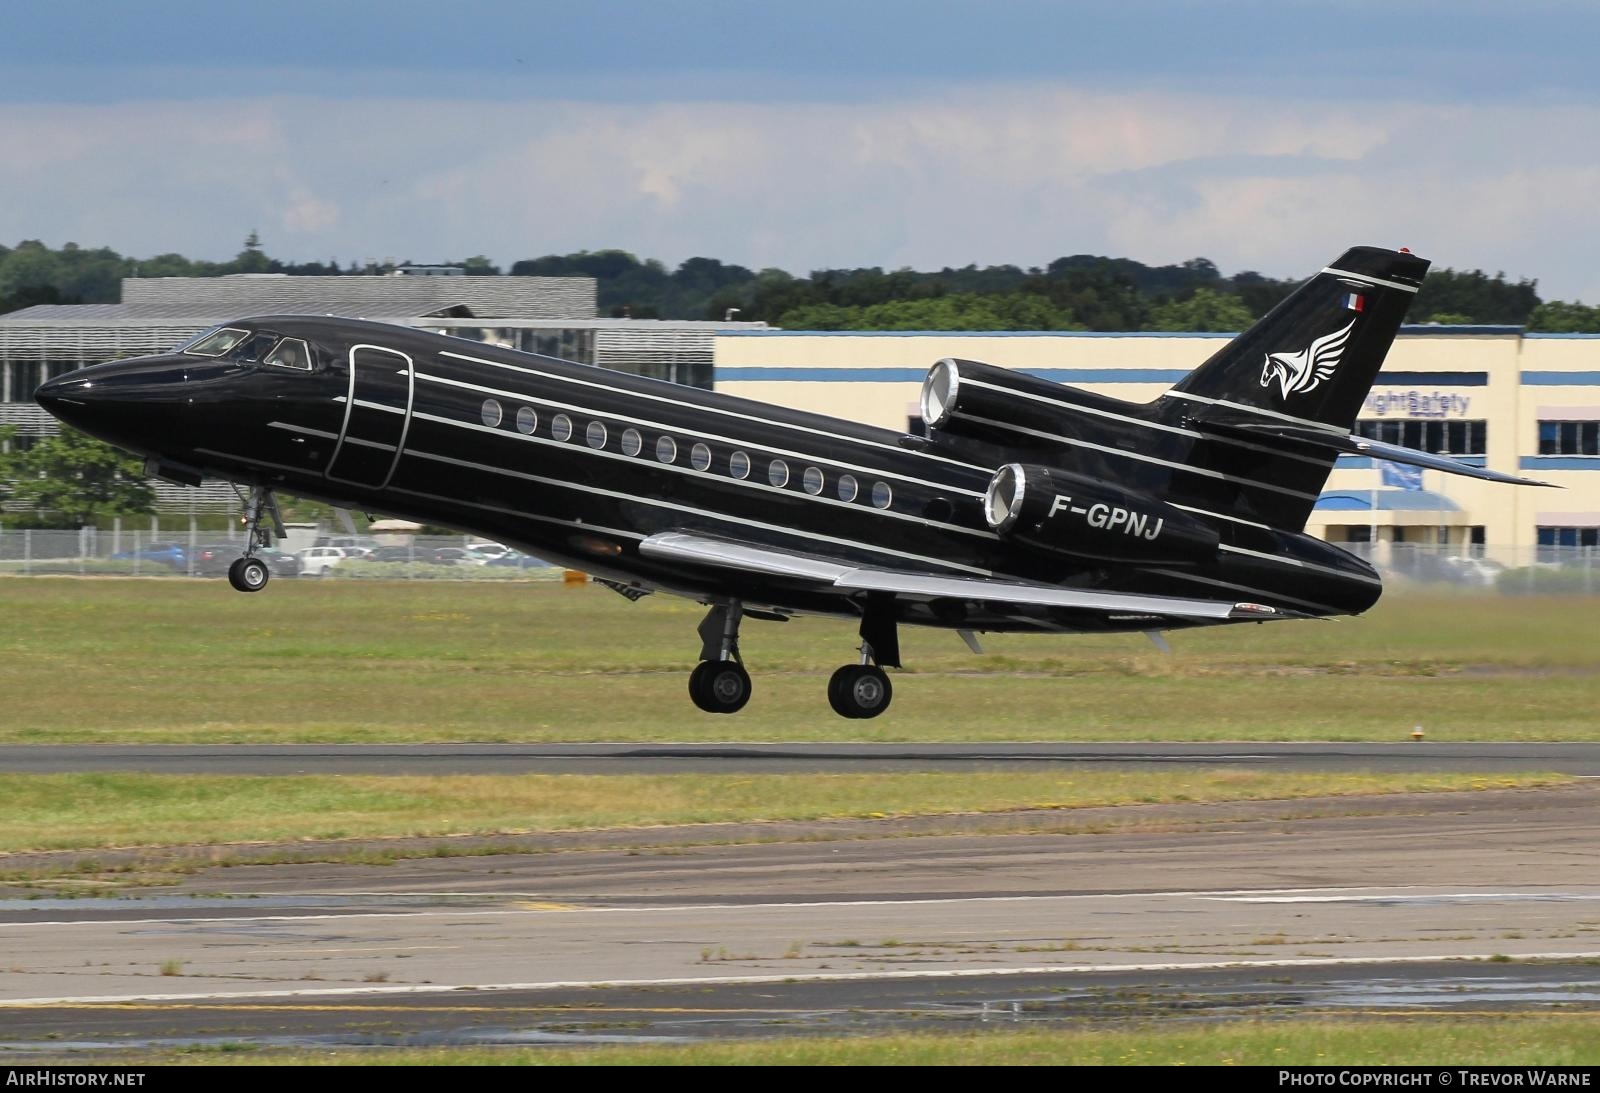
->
[837,474,858,502]
[656,435,677,463]
[768,459,789,488]
[264,338,312,371]
[802,467,824,495]
[621,428,643,456]
[586,421,608,449]
[516,407,537,434]
[729,451,750,479]
[182,327,250,357]
[691,442,712,471]
[872,482,893,509]
[552,414,573,442]
[480,399,503,428]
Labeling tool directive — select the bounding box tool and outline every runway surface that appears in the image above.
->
[2,781,1599,1051]
[4,741,1600,775]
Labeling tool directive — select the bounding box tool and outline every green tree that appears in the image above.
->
[0,426,156,528]
[229,230,272,274]
[1148,288,1254,332]
[1408,268,1540,325]
[778,292,1079,331]
[1527,300,1600,333]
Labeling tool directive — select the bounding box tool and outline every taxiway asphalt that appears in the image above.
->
[2,781,1598,1050]
[3,741,1600,775]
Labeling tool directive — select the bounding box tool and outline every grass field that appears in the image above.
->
[0,770,1563,852]
[1,578,1595,743]
[98,1017,1600,1066]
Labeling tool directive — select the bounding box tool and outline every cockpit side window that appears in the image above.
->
[182,327,251,357]
[230,332,280,363]
[264,338,313,371]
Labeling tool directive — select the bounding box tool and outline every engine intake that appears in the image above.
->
[984,463,1220,566]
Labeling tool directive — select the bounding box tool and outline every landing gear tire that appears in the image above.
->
[828,664,892,719]
[689,660,752,714]
[228,556,270,593]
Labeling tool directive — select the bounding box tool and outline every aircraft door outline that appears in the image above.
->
[326,344,414,490]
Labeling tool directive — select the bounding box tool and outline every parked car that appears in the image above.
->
[296,545,351,576]
[486,550,549,570]
[193,544,301,578]
[369,545,437,564]
[430,546,490,566]
[314,535,380,556]
[466,541,511,560]
[1444,556,1506,587]
[109,542,188,570]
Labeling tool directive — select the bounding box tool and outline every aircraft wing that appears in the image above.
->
[638,532,1295,621]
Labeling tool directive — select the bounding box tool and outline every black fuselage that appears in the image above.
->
[36,315,1378,633]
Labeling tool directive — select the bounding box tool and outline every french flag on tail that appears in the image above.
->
[1343,292,1365,312]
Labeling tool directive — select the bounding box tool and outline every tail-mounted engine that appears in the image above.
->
[984,463,1220,566]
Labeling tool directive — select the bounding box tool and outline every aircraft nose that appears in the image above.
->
[34,357,190,451]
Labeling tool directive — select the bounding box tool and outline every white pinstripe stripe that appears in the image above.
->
[438,349,992,472]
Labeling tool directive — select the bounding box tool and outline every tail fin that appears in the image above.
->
[1151,246,1428,532]
[1165,246,1429,432]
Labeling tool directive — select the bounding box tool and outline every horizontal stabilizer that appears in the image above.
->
[1190,415,1556,488]
[639,532,1305,622]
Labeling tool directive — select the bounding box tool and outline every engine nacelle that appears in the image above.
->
[984,463,1220,566]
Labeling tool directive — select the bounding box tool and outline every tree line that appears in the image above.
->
[3,235,1598,332]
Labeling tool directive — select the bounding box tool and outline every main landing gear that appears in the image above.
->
[227,486,284,594]
[689,603,752,714]
[686,600,899,719]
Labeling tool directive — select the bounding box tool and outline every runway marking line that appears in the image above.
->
[8,951,1600,1008]
[5,884,1597,929]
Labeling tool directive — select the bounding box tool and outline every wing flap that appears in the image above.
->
[640,532,1296,621]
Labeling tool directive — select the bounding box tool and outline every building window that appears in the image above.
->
[480,399,502,428]
[837,474,858,502]
[690,442,712,471]
[586,420,607,449]
[871,482,893,509]
[802,467,824,495]
[656,435,677,463]
[552,414,573,442]
[768,459,789,488]
[729,451,750,479]
[1354,419,1486,456]
[1537,525,1600,562]
[621,427,642,456]
[1538,421,1600,456]
[516,407,537,435]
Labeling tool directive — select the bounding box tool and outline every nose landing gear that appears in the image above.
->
[227,486,284,594]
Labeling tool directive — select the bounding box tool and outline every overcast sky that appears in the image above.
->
[4,1,1599,301]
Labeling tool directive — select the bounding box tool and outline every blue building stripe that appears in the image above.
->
[1520,455,1600,470]
[1521,372,1600,385]
[715,366,1189,384]
[1372,372,1487,386]
[719,329,1233,339]
[1336,455,1488,470]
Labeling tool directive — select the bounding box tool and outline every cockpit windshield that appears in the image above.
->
[181,327,316,371]
[182,327,251,357]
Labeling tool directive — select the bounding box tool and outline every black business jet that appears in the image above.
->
[34,246,1548,718]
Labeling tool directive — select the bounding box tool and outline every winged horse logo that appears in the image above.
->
[1260,318,1357,400]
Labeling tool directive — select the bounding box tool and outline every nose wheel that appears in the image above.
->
[228,556,270,593]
